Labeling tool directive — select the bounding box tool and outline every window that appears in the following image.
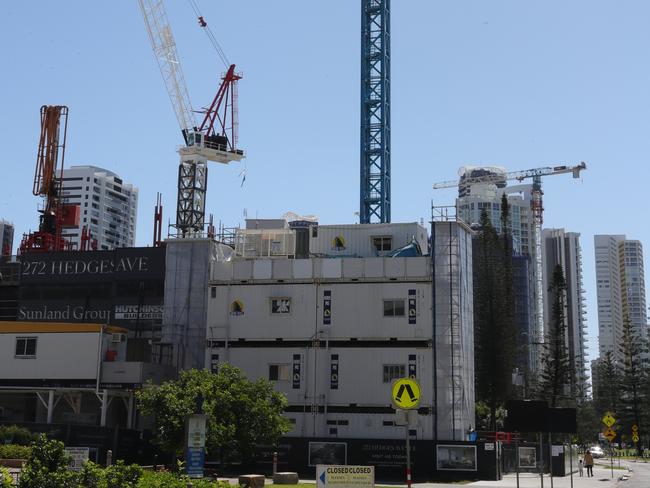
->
[269,364,290,381]
[15,337,37,358]
[383,364,405,383]
[383,299,405,317]
[270,298,291,315]
[372,236,393,252]
[210,287,216,298]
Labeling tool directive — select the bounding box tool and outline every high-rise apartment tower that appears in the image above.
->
[59,166,138,250]
[542,229,589,401]
[594,235,647,362]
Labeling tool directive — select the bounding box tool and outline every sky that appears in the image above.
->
[1,1,649,367]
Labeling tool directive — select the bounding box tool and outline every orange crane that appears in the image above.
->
[20,106,81,253]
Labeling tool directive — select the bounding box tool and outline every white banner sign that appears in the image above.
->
[64,447,89,471]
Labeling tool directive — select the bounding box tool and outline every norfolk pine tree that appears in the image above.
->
[618,315,647,449]
[537,264,574,407]
[473,197,516,430]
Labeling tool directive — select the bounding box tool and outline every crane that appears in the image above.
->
[20,106,80,254]
[360,0,391,224]
[138,0,244,237]
[432,161,587,372]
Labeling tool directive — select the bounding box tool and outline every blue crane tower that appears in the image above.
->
[360,0,391,224]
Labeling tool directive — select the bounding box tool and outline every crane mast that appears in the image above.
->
[360,0,391,224]
[432,162,587,373]
[139,0,244,237]
[20,106,79,253]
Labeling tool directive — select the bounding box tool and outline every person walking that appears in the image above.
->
[584,450,594,477]
[578,458,583,477]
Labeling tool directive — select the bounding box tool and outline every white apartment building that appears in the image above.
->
[59,166,138,250]
[541,229,589,401]
[594,235,648,361]
[0,220,14,255]
[205,219,475,442]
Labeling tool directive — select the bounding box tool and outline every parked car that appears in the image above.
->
[589,446,605,458]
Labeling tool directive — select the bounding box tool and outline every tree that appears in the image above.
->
[136,365,292,464]
[537,265,573,407]
[618,316,647,448]
[594,351,620,415]
[473,201,517,430]
[18,435,78,488]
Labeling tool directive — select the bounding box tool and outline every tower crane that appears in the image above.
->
[138,0,244,237]
[20,106,80,253]
[432,161,587,371]
[360,0,391,224]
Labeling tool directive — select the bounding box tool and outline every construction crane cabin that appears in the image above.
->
[138,0,244,238]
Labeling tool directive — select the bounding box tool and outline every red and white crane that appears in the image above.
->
[138,0,244,237]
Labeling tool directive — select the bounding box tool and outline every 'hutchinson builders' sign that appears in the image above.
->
[316,465,374,488]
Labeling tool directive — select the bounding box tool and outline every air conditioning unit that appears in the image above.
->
[110,333,126,343]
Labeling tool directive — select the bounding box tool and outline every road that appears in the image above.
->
[622,459,650,488]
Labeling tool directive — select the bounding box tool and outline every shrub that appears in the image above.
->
[0,467,13,488]
[104,460,143,488]
[17,435,78,488]
[0,445,30,460]
[79,461,106,488]
[135,471,236,488]
[0,426,36,447]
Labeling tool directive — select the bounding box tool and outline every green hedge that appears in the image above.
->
[0,444,31,460]
[0,426,36,446]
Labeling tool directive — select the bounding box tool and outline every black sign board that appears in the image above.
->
[408,289,416,324]
[292,354,301,389]
[505,400,576,433]
[20,247,165,284]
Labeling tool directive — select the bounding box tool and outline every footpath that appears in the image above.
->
[218,464,630,488]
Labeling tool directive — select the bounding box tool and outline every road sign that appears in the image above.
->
[632,424,638,432]
[632,434,640,443]
[602,412,616,427]
[603,427,617,442]
[391,378,421,409]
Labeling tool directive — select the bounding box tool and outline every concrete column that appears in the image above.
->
[126,395,134,429]
[100,390,108,427]
[47,390,54,424]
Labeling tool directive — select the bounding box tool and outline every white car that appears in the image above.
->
[589,446,605,458]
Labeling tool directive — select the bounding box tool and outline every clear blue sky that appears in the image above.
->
[2,1,649,367]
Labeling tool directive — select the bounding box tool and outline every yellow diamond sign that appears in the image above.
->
[603,427,616,442]
[602,412,616,427]
[391,378,421,410]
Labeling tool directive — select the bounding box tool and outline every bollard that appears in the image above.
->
[273,451,278,475]
[153,454,158,471]
[106,449,113,467]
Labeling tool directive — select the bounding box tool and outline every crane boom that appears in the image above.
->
[432,162,587,189]
[138,0,196,139]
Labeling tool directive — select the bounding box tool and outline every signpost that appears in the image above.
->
[316,465,374,488]
[601,412,616,479]
[64,447,90,471]
[186,414,208,478]
[391,378,420,488]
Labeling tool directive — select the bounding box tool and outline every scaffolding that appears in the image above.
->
[430,204,475,441]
